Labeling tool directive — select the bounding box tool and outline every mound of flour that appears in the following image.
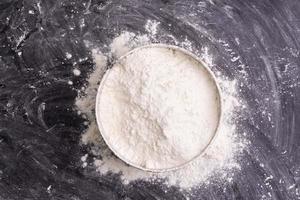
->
[97,46,220,170]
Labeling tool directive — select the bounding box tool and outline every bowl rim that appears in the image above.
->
[95,43,223,172]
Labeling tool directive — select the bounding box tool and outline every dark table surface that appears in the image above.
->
[0,0,300,199]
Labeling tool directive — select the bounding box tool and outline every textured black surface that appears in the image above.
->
[0,0,300,199]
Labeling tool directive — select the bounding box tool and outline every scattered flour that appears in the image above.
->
[76,22,247,189]
[66,52,72,59]
[145,20,160,36]
[110,32,150,59]
[73,68,81,76]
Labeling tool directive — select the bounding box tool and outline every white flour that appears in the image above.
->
[97,46,221,170]
[76,20,247,189]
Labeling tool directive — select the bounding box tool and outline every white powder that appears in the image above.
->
[66,52,72,59]
[97,46,221,170]
[73,68,81,76]
[145,20,160,36]
[77,29,247,189]
[110,32,150,59]
[76,50,107,141]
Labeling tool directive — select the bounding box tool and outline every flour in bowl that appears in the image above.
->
[96,45,221,170]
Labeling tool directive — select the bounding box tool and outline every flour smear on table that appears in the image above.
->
[76,20,248,189]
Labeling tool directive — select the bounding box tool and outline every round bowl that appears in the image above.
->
[95,44,223,172]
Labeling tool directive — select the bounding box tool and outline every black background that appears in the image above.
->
[0,0,299,199]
